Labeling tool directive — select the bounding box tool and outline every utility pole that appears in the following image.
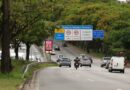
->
[1,0,12,73]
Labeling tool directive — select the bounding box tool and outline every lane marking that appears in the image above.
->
[88,79,95,82]
[117,89,122,90]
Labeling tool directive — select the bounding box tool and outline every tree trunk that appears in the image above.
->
[1,0,12,73]
[14,40,20,60]
[15,44,19,59]
[26,42,30,61]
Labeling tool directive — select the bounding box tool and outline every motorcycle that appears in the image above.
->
[74,62,80,70]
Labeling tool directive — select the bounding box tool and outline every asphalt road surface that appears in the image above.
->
[36,42,130,90]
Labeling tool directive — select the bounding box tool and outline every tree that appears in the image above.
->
[1,0,12,73]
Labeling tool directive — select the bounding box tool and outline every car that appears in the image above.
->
[54,46,60,51]
[108,56,125,73]
[80,57,92,67]
[45,51,50,54]
[100,57,111,67]
[79,54,86,59]
[57,54,64,62]
[50,50,55,55]
[105,61,110,69]
[62,43,68,47]
[59,58,71,67]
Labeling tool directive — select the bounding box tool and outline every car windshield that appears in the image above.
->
[58,55,63,58]
[62,58,70,61]
[82,58,89,60]
[104,57,111,60]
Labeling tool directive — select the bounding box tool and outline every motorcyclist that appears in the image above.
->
[74,57,80,63]
[74,57,80,69]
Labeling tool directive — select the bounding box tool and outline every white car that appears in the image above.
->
[101,57,111,67]
[108,56,125,73]
[50,50,55,55]
[79,54,86,59]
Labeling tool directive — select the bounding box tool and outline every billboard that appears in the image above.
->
[45,40,53,51]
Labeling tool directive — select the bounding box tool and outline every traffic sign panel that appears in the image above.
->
[62,25,93,41]
[81,29,93,40]
[65,29,73,40]
[54,33,64,40]
[72,29,80,40]
[93,30,104,39]
[55,29,64,33]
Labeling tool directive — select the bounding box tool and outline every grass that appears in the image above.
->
[89,51,104,59]
[24,62,58,78]
[0,60,30,90]
[0,60,57,90]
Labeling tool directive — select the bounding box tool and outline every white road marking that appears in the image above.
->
[117,89,122,90]
[88,79,95,82]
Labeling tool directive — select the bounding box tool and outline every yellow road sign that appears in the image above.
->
[55,29,64,33]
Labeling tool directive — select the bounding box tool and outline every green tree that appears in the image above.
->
[1,0,12,73]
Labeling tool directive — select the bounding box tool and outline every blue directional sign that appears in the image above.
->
[54,33,64,40]
[93,30,104,39]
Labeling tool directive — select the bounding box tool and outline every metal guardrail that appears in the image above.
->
[22,62,39,78]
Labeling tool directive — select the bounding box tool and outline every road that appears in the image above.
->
[36,43,130,90]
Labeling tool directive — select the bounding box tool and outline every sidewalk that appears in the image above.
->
[21,70,39,90]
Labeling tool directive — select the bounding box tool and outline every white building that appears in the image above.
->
[117,0,130,3]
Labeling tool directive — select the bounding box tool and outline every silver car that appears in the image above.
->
[100,57,111,68]
[59,58,71,67]
[80,57,92,67]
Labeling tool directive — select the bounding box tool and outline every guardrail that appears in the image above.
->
[22,62,39,78]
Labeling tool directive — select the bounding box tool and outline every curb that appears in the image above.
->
[22,62,39,78]
[19,62,39,90]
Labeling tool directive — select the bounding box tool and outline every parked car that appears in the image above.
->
[101,57,111,67]
[80,57,92,67]
[57,54,64,62]
[54,46,60,51]
[59,58,71,67]
[108,56,125,73]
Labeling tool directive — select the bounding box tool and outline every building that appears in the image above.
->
[117,0,130,3]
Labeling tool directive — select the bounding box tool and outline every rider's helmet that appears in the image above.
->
[76,57,79,59]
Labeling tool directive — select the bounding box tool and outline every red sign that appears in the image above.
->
[45,40,53,51]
